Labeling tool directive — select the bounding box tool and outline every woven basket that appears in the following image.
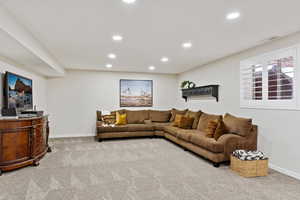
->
[230,155,268,178]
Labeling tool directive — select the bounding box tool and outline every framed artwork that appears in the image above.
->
[120,79,153,107]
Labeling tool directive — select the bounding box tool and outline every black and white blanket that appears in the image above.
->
[233,150,267,161]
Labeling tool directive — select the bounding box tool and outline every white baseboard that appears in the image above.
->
[269,163,300,180]
[50,133,96,139]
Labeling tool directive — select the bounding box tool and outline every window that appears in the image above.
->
[240,45,300,110]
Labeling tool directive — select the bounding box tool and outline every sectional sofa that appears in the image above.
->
[96,109,257,167]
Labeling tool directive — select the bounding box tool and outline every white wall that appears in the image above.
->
[177,32,300,179]
[0,59,47,112]
[47,70,178,138]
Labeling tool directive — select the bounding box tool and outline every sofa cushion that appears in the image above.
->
[185,110,202,129]
[149,110,171,122]
[98,124,153,133]
[223,113,252,137]
[127,124,154,132]
[170,108,188,122]
[178,116,194,129]
[126,110,149,124]
[164,126,182,137]
[98,125,129,133]
[151,122,172,131]
[177,130,200,142]
[197,112,222,132]
[190,132,224,153]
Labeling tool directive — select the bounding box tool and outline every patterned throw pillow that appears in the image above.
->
[172,114,183,127]
[102,114,116,124]
[178,116,194,129]
[115,112,127,125]
[205,120,219,138]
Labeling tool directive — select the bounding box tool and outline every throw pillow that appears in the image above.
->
[170,108,188,122]
[205,119,219,138]
[184,110,202,129]
[223,113,252,137]
[178,116,194,129]
[102,114,116,124]
[214,120,227,140]
[115,112,127,125]
[172,114,183,127]
[197,112,222,132]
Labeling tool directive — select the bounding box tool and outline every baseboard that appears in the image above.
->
[50,133,96,139]
[269,163,300,180]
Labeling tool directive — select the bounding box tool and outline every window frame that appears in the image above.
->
[240,45,300,110]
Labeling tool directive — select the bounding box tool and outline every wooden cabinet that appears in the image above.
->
[0,116,51,175]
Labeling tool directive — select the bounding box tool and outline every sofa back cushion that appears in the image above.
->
[185,110,202,129]
[223,113,252,137]
[149,110,171,122]
[197,112,222,132]
[125,110,149,124]
[170,108,188,122]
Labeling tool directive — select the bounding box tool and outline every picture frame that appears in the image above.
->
[120,79,153,107]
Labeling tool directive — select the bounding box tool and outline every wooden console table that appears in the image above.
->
[0,115,51,175]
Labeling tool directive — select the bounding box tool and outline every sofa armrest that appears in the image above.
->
[218,133,244,159]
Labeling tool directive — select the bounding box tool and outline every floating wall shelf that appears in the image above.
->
[181,85,219,102]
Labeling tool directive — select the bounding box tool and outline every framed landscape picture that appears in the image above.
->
[120,79,153,107]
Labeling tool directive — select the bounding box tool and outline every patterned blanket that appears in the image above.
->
[233,150,268,161]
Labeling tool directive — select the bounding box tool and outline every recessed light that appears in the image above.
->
[182,42,192,49]
[161,57,169,63]
[122,0,136,4]
[148,66,155,70]
[106,64,112,68]
[108,53,116,59]
[112,35,123,41]
[226,12,240,20]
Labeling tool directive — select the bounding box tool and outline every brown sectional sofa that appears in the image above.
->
[96,109,257,167]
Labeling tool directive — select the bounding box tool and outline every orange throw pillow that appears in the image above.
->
[173,114,183,127]
[205,120,219,138]
[178,116,194,129]
[214,120,227,140]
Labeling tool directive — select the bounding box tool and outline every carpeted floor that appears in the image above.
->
[1,137,300,200]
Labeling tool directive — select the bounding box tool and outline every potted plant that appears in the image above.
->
[181,81,196,89]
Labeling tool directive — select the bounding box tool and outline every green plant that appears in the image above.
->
[181,80,190,89]
[181,81,196,89]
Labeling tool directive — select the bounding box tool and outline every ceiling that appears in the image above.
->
[0,29,63,76]
[0,0,300,76]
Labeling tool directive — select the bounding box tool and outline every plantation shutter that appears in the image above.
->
[240,45,299,110]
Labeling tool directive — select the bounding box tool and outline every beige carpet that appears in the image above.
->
[1,137,300,200]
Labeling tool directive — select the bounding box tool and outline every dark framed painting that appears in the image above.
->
[120,79,153,107]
